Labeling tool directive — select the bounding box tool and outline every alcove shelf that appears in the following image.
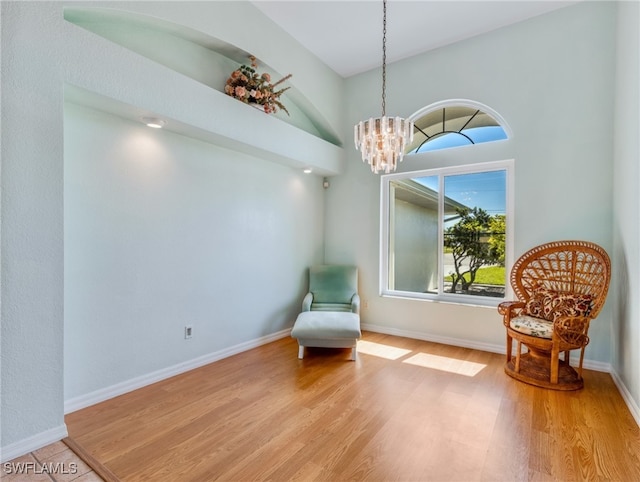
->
[65,82,344,176]
[63,6,345,176]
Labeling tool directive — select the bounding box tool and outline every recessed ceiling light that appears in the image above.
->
[142,117,165,129]
[303,168,313,174]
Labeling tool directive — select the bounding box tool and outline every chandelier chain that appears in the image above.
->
[381,0,387,117]
[353,0,414,174]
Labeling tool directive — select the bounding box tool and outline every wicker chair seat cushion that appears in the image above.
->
[522,288,592,321]
[510,315,554,339]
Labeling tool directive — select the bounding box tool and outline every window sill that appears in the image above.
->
[380,290,504,309]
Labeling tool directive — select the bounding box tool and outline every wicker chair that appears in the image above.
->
[498,240,611,390]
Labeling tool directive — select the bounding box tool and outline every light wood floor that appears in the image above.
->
[65,332,640,481]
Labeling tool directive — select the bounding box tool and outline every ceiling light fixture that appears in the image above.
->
[142,117,165,129]
[354,0,413,174]
[303,168,313,174]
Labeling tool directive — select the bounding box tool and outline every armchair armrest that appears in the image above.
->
[553,315,591,348]
[302,292,313,312]
[497,300,525,318]
[351,294,361,315]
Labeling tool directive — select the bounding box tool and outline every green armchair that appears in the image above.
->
[291,265,362,360]
[302,265,360,313]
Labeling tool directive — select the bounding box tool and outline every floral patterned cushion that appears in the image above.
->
[510,315,554,339]
[522,288,592,322]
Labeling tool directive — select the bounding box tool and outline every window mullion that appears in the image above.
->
[438,173,445,296]
[388,184,395,291]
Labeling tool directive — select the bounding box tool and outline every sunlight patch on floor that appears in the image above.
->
[357,340,412,360]
[402,352,486,376]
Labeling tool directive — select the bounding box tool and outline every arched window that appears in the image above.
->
[406,103,509,154]
[381,100,513,306]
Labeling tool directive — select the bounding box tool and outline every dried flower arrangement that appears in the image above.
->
[224,56,292,115]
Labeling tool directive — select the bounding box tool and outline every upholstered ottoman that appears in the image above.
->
[291,311,361,361]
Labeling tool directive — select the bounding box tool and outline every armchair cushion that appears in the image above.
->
[522,288,592,322]
[309,265,358,305]
[306,265,359,313]
[510,315,554,339]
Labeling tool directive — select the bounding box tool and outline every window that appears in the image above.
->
[407,105,508,154]
[381,160,513,306]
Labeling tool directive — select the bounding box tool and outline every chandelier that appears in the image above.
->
[354,0,414,174]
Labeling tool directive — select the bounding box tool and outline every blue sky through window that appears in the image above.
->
[415,170,506,216]
[413,126,507,153]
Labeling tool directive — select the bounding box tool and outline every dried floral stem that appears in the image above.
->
[224,55,292,115]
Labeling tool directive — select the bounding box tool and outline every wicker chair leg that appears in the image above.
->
[551,343,561,384]
[515,341,522,372]
[578,347,586,379]
[506,333,513,362]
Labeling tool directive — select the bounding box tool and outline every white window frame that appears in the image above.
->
[380,159,514,307]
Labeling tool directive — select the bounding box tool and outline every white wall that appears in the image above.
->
[1,0,341,458]
[328,1,616,360]
[64,103,324,401]
[1,0,67,455]
[612,0,640,419]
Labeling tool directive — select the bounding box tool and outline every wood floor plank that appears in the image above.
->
[65,332,640,481]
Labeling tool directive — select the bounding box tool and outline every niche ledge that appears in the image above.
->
[65,83,344,176]
[63,5,343,149]
[62,14,345,175]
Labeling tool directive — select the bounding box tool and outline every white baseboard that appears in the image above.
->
[0,424,68,463]
[610,369,640,428]
[361,322,611,372]
[582,358,612,372]
[64,329,291,414]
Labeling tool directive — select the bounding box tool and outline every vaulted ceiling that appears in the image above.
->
[253,1,580,77]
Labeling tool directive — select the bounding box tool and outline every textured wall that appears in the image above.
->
[1,1,66,453]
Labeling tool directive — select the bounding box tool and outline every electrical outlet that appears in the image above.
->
[184,325,193,339]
